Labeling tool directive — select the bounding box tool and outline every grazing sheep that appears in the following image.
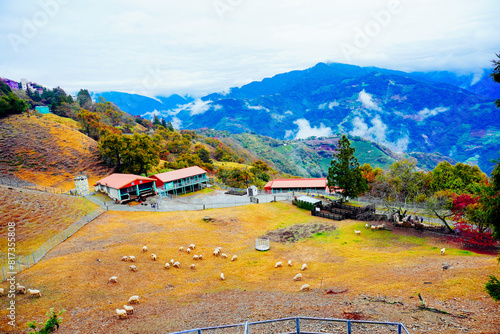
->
[300,284,310,291]
[121,256,128,261]
[355,230,361,236]
[288,260,292,267]
[220,273,225,281]
[129,265,137,272]
[16,283,26,294]
[193,255,199,260]
[165,263,170,269]
[293,273,303,281]
[301,263,308,271]
[231,255,237,261]
[371,225,377,231]
[0,288,4,295]
[189,244,196,249]
[275,261,283,268]
[170,259,175,265]
[28,289,42,298]
[173,261,181,268]
[377,224,385,230]
[213,249,220,257]
[190,264,196,270]
[128,295,140,304]
[365,223,369,229]
[179,246,184,252]
[128,256,136,262]
[441,248,446,255]
[142,245,148,253]
[123,305,134,315]
[221,253,228,258]
[151,254,157,261]
[107,276,118,284]
[186,248,191,254]
[116,309,127,319]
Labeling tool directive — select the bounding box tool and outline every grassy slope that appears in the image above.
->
[1,202,497,333]
[0,114,113,190]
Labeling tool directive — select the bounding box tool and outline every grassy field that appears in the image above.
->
[1,202,498,333]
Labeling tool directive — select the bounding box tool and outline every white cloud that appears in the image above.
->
[357,90,382,111]
[171,116,182,129]
[213,104,223,111]
[284,130,295,139]
[293,118,333,139]
[185,99,212,116]
[319,101,340,110]
[285,110,293,115]
[470,70,484,86]
[245,102,269,112]
[350,115,409,152]
[403,106,450,121]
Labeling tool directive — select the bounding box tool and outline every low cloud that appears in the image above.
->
[358,90,382,111]
[245,102,269,112]
[319,101,340,110]
[293,118,333,139]
[186,99,213,116]
[170,116,182,129]
[350,115,409,152]
[405,106,449,121]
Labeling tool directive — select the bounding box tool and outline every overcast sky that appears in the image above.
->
[1,0,499,97]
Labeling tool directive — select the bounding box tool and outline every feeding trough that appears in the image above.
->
[255,238,270,251]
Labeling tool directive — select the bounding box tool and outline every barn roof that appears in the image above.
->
[264,178,327,189]
[153,166,207,183]
[94,174,155,189]
[296,196,322,205]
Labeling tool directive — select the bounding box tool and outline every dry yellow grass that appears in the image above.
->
[1,202,498,333]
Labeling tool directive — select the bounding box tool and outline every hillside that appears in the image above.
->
[0,113,113,190]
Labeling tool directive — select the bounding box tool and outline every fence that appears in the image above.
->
[0,177,68,195]
[1,208,105,281]
[168,316,410,334]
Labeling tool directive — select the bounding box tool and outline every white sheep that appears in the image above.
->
[231,255,237,261]
[179,246,184,252]
[213,249,220,257]
[128,256,136,262]
[293,273,303,281]
[198,254,203,260]
[16,283,26,294]
[116,309,127,319]
[190,264,196,270]
[121,256,128,261]
[186,248,191,254]
[193,255,199,260]
[142,245,148,253]
[275,261,283,268]
[355,230,361,236]
[365,223,369,229]
[123,305,134,315]
[441,248,446,255]
[189,244,196,249]
[377,223,385,230]
[288,260,292,267]
[301,263,308,271]
[371,225,377,231]
[128,295,140,304]
[107,276,118,284]
[300,284,310,291]
[129,265,137,272]
[170,259,175,265]
[151,253,157,261]
[173,261,181,268]
[0,288,4,295]
[220,273,225,280]
[28,289,42,297]
[165,263,170,269]
[221,253,228,258]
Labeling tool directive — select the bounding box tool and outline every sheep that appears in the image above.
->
[186,248,191,254]
[441,248,446,255]
[370,225,377,231]
[193,255,199,260]
[128,295,140,304]
[123,305,134,315]
[231,255,238,261]
[129,265,137,272]
[151,253,157,261]
[142,245,148,253]
[0,288,4,295]
[190,264,196,270]
[213,249,220,257]
[128,256,136,262]
[121,256,128,261]
[28,289,42,298]
[301,263,308,271]
[173,261,181,268]
[198,254,203,260]
[16,283,26,294]
[116,309,127,319]
[288,260,292,267]
[220,273,225,281]
[107,276,118,284]
[170,259,175,265]
[293,273,303,281]
[179,246,184,252]
[377,223,385,230]
[365,223,369,229]
[355,230,361,236]
[300,284,310,291]
[189,244,196,249]
[221,253,228,258]
[165,263,170,269]
[275,261,283,268]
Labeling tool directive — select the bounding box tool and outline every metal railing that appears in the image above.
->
[168,316,410,334]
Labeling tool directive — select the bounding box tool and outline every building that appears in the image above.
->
[1,78,19,90]
[151,166,209,196]
[295,195,323,211]
[94,174,157,203]
[264,178,332,194]
[35,106,50,114]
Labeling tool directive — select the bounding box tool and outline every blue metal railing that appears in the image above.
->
[167,316,411,334]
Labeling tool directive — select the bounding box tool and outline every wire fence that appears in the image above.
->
[0,177,69,195]
[1,208,105,281]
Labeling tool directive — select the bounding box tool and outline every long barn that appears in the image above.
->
[94,174,157,203]
[264,178,340,194]
[151,166,209,196]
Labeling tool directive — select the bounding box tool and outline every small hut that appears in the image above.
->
[247,185,258,197]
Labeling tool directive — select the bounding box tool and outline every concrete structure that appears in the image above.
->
[247,185,258,196]
[152,166,209,196]
[74,174,90,196]
[264,178,330,194]
[35,106,50,114]
[94,174,157,203]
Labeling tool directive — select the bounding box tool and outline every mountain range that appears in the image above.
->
[94,62,500,173]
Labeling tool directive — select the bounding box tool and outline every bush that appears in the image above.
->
[28,308,65,333]
[485,275,500,302]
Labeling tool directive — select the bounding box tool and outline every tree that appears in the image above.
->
[424,191,455,233]
[120,133,160,175]
[76,89,93,110]
[327,135,368,202]
[491,52,500,108]
[430,161,486,194]
[98,131,124,170]
[0,92,29,117]
[485,275,500,302]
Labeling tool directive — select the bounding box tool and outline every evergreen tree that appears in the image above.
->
[327,135,368,202]
[161,117,167,128]
[491,52,500,108]
[76,89,93,109]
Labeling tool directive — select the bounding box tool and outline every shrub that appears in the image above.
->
[28,308,65,333]
[485,275,500,302]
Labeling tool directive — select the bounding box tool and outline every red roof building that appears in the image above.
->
[94,174,157,203]
[151,166,209,196]
[264,178,339,194]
